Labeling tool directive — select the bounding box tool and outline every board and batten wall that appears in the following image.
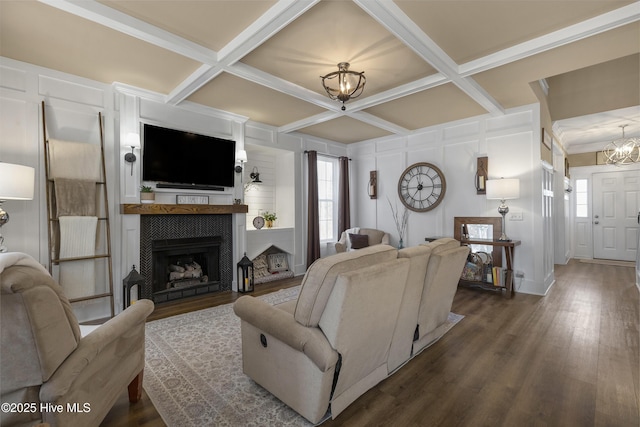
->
[348,104,554,295]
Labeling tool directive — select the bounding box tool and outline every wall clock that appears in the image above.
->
[253,216,265,229]
[397,162,446,212]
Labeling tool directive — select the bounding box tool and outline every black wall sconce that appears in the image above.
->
[475,156,488,195]
[123,132,141,176]
[368,170,377,199]
[250,167,262,183]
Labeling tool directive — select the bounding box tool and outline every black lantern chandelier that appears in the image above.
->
[602,124,640,166]
[320,62,366,111]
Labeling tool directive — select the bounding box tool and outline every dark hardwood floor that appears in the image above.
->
[101,260,639,427]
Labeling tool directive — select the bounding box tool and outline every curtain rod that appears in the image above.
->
[304,150,351,160]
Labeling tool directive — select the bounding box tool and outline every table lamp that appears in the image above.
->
[486,177,519,241]
[0,162,35,252]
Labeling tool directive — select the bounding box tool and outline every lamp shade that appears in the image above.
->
[486,178,519,200]
[123,132,141,149]
[236,149,247,163]
[0,163,35,200]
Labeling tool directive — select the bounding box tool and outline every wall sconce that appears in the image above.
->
[368,170,377,199]
[235,149,247,173]
[235,150,247,203]
[475,156,488,195]
[0,162,35,252]
[486,177,520,241]
[250,167,262,183]
[123,132,141,176]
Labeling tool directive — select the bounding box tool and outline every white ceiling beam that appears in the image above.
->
[166,65,224,106]
[355,0,505,116]
[167,1,319,106]
[278,111,342,134]
[38,0,217,65]
[346,73,449,111]
[228,62,338,110]
[348,111,411,135]
[217,0,319,65]
[459,3,640,77]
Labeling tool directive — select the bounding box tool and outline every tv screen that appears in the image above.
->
[142,124,236,188]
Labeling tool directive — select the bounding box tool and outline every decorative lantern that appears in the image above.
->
[123,265,145,310]
[237,253,254,293]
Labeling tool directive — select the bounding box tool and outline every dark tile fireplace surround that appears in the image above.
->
[140,214,233,303]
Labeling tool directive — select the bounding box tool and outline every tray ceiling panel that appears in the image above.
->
[0,1,200,94]
[298,115,392,144]
[99,1,276,51]
[187,73,326,127]
[364,83,487,131]
[396,0,636,63]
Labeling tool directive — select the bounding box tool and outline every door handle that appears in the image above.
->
[594,215,599,219]
[594,221,600,225]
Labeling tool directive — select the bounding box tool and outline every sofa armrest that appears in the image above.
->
[335,232,347,253]
[234,296,338,372]
[39,299,154,402]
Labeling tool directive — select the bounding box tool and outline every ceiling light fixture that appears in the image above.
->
[602,124,640,166]
[320,62,366,111]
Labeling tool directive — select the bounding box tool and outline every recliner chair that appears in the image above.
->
[0,252,154,427]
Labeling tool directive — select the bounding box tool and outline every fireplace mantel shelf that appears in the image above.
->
[120,204,248,215]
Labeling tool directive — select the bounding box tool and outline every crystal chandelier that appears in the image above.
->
[602,124,640,166]
[320,62,366,111]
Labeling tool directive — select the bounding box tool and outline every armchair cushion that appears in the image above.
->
[348,233,369,249]
[335,228,390,253]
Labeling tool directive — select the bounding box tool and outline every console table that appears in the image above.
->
[459,238,520,298]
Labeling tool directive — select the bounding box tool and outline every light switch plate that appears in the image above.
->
[510,211,523,221]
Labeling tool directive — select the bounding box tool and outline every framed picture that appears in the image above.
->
[176,195,209,205]
[542,128,552,150]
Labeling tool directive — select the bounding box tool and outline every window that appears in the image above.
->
[575,179,588,218]
[317,156,338,242]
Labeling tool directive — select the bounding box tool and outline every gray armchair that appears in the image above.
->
[0,252,154,427]
[335,228,390,253]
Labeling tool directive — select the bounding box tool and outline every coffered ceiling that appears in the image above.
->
[1,0,639,148]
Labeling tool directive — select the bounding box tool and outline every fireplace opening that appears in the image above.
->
[151,236,222,302]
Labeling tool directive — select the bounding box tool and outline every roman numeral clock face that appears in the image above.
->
[398,162,447,212]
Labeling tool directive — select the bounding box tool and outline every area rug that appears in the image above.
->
[143,286,464,426]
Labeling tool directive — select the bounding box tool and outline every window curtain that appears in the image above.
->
[338,156,351,236]
[306,150,321,267]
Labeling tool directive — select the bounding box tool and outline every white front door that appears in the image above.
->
[592,170,640,261]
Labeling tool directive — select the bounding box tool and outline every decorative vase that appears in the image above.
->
[398,238,404,249]
[266,220,273,228]
[140,192,155,204]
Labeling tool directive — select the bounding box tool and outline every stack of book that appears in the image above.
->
[491,266,507,287]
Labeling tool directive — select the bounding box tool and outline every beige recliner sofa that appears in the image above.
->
[234,238,468,423]
[0,253,154,427]
[335,227,390,252]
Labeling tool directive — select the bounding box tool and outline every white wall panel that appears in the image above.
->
[350,105,545,295]
[40,75,105,107]
[0,65,27,92]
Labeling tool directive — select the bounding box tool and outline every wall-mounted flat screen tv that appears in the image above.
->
[142,123,236,189]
